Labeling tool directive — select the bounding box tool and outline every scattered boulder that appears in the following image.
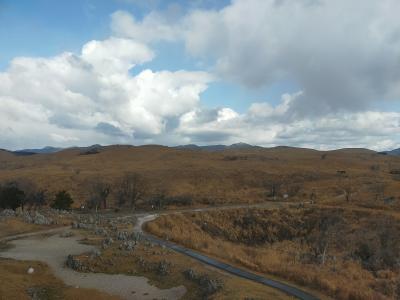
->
[72,222,94,230]
[90,249,101,259]
[60,231,73,238]
[66,255,86,272]
[27,267,34,274]
[183,268,197,280]
[119,241,135,251]
[102,237,114,249]
[156,260,171,276]
[130,232,142,244]
[0,209,16,217]
[183,269,224,297]
[94,227,108,236]
[19,211,53,225]
[117,231,128,241]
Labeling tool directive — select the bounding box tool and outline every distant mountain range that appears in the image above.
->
[378,148,400,156]
[13,146,63,156]
[5,143,400,155]
[11,145,101,156]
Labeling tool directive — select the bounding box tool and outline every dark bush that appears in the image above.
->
[51,190,73,210]
[148,194,193,209]
[183,269,224,297]
[79,148,99,155]
[0,184,25,210]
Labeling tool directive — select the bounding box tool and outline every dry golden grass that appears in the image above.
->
[76,232,294,300]
[0,258,120,300]
[1,146,400,209]
[146,207,400,300]
[0,215,73,239]
[0,218,51,239]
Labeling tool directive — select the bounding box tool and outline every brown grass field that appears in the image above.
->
[146,206,400,300]
[74,228,296,300]
[0,258,120,300]
[2,145,400,299]
[1,145,400,210]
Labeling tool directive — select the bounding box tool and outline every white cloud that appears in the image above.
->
[50,133,79,143]
[0,35,212,149]
[1,3,400,151]
[111,10,180,43]
[175,93,400,151]
[81,37,154,74]
[113,0,400,114]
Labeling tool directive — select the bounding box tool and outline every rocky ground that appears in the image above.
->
[0,208,293,300]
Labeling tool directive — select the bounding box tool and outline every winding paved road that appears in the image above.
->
[1,202,321,300]
[135,210,320,300]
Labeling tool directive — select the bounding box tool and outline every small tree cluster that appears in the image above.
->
[86,179,111,211]
[0,179,47,210]
[51,190,73,210]
[115,173,147,209]
[0,183,25,210]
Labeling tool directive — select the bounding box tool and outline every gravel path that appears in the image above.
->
[0,231,186,300]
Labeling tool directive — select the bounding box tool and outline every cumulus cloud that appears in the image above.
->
[81,37,154,74]
[0,36,212,149]
[113,0,400,115]
[111,10,181,43]
[186,0,400,114]
[176,92,400,151]
[1,2,400,151]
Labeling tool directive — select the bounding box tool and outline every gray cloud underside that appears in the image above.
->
[1,0,400,150]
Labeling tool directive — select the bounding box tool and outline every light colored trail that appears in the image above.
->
[0,231,186,300]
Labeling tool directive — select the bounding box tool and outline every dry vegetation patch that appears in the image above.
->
[71,231,292,300]
[146,207,400,300]
[0,218,50,239]
[2,146,400,210]
[0,258,120,300]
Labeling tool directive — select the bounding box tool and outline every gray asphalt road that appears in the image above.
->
[138,212,320,300]
[1,202,320,300]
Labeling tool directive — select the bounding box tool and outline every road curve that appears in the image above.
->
[138,214,320,300]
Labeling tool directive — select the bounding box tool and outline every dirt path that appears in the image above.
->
[0,229,186,300]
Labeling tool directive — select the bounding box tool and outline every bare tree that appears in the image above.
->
[87,179,111,211]
[371,181,386,201]
[10,179,37,210]
[343,183,354,202]
[264,177,283,200]
[115,173,146,209]
[337,177,355,202]
[29,189,47,209]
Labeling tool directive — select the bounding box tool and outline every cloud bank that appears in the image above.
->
[1,0,400,150]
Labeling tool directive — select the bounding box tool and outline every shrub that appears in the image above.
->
[0,184,25,210]
[51,191,73,210]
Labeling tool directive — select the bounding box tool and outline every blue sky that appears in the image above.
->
[0,0,295,113]
[0,0,399,150]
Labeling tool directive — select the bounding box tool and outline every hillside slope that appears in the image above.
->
[0,145,399,209]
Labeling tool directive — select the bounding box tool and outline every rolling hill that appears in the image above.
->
[0,144,399,209]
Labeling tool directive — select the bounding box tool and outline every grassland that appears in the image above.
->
[1,145,400,299]
[0,258,120,300]
[74,230,294,300]
[0,218,49,239]
[146,206,400,300]
[0,145,400,210]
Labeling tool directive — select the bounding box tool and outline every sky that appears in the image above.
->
[0,0,400,151]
